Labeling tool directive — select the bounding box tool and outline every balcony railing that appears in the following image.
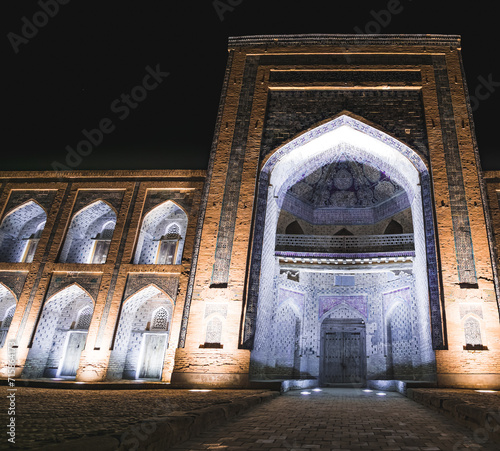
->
[275,233,414,254]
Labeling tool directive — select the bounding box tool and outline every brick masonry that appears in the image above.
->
[0,35,499,389]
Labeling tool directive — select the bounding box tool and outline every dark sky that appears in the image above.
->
[3,0,500,172]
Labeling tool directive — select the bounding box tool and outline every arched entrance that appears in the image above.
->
[108,285,172,380]
[23,284,94,379]
[247,115,439,384]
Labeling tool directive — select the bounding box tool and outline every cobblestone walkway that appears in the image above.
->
[3,387,269,449]
[172,388,498,450]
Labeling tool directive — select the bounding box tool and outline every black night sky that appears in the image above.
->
[3,0,500,172]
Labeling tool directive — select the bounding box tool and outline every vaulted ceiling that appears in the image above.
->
[287,160,405,209]
[282,160,410,225]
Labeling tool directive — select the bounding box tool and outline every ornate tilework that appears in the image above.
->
[123,274,179,303]
[277,288,305,313]
[179,51,235,347]
[432,56,476,285]
[0,271,28,298]
[211,56,260,286]
[319,296,366,320]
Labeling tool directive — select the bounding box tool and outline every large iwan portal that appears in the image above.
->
[250,116,437,384]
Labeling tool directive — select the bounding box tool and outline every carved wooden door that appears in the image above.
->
[322,321,365,384]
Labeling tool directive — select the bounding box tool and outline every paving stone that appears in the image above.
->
[171,388,499,450]
[6,387,270,450]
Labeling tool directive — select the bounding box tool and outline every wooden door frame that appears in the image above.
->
[320,318,366,386]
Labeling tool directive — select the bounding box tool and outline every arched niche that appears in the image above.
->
[133,201,188,265]
[0,201,47,263]
[247,114,440,383]
[0,284,17,348]
[59,200,116,264]
[108,285,173,380]
[24,284,94,379]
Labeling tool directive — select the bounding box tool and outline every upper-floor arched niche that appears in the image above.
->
[0,284,16,347]
[133,201,188,265]
[59,201,116,264]
[0,201,47,263]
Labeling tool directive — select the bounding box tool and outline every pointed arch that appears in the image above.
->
[122,283,174,308]
[0,282,18,303]
[134,200,188,265]
[385,296,410,319]
[59,200,117,264]
[0,200,47,262]
[319,302,366,324]
[23,283,94,379]
[276,298,302,318]
[285,220,304,235]
[335,227,354,236]
[78,198,118,216]
[45,283,96,309]
[246,113,442,356]
[0,284,17,348]
[384,219,404,235]
[4,198,47,216]
[260,110,429,173]
[108,283,172,380]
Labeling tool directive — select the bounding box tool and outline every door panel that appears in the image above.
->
[59,331,87,377]
[344,332,362,383]
[321,322,365,384]
[138,333,168,379]
[324,332,343,383]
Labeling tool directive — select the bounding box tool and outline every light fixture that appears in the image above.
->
[301,391,311,395]
[363,389,373,393]
[475,390,497,393]
[376,392,386,396]
[189,389,212,392]
[312,388,322,392]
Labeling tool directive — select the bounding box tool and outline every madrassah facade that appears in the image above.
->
[1,35,499,389]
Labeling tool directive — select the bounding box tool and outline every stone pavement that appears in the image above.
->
[171,388,499,451]
[407,389,500,445]
[1,387,272,450]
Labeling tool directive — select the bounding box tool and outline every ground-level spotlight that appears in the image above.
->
[301,391,311,395]
[363,389,373,393]
[189,389,212,392]
[475,390,497,393]
[312,388,322,392]
[376,392,386,396]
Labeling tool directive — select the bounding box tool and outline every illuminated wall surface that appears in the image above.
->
[1,35,499,388]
